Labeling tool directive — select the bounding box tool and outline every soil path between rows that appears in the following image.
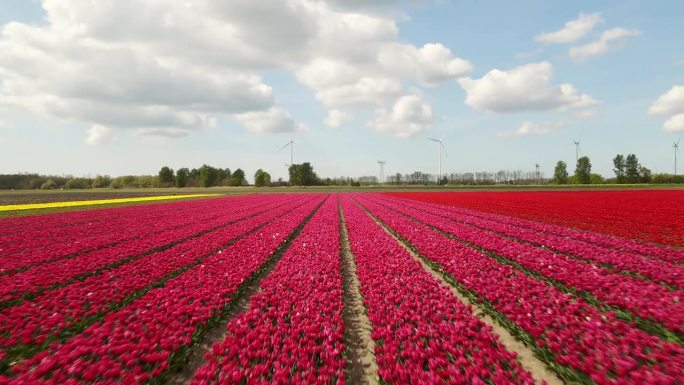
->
[338,198,379,385]
[354,197,564,385]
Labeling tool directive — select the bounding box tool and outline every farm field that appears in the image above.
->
[0,191,682,384]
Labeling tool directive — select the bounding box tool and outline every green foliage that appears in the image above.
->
[612,154,625,183]
[40,179,57,190]
[625,154,640,183]
[590,173,605,184]
[228,169,246,186]
[198,164,219,187]
[652,173,684,183]
[575,156,592,184]
[64,178,91,189]
[158,166,175,187]
[91,175,112,188]
[288,163,319,186]
[253,169,271,187]
[175,168,189,188]
[553,161,568,184]
[109,175,159,188]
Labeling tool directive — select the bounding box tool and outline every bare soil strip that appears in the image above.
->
[338,197,379,385]
[352,198,564,385]
[166,196,328,385]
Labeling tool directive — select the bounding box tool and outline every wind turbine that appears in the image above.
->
[535,163,540,184]
[427,136,447,183]
[279,139,294,167]
[377,161,386,184]
[674,137,681,176]
[574,139,581,164]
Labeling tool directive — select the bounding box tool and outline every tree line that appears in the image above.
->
[1,156,682,190]
[550,154,678,185]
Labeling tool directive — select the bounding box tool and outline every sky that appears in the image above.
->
[0,0,682,182]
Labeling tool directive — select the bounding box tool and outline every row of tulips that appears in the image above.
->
[341,196,537,385]
[0,196,313,367]
[0,195,278,274]
[0,196,294,305]
[379,195,684,287]
[386,192,684,263]
[354,195,684,385]
[0,194,247,241]
[191,196,345,385]
[1,195,326,384]
[370,196,684,335]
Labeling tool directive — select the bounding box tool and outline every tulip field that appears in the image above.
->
[0,191,682,384]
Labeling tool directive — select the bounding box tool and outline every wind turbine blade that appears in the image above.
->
[278,142,291,151]
[677,136,681,146]
[441,143,448,157]
[426,137,440,143]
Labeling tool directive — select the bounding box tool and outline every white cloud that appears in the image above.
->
[367,92,433,138]
[535,13,603,44]
[497,121,565,139]
[649,86,684,116]
[664,114,684,133]
[378,43,473,85]
[234,107,307,133]
[574,110,596,119]
[649,86,684,132]
[569,28,641,61]
[0,0,471,141]
[325,109,351,127]
[457,62,598,113]
[85,124,117,145]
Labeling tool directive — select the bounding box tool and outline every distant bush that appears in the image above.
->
[40,179,57,190]
[64,178,91,189]
[652,174,684,184]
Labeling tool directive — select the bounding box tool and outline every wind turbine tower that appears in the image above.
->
[535,163,540,184]
[279,139,294,167]
[427,136,447,182]
[675,137,681,176]
[574,140,581,164]
[377,161,386,184]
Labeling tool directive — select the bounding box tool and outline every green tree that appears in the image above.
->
[288,163,318,186]
[575,156,592,184]
[41,179,57,190]
[92,175,112,188]
[639,166,652,183]
[254,169,272,187]
[64,178,91,189]
[625,154,640,183]
[199,164,219,187]
[158,166,175,187]
[553,161,568,184]
[229,168,246,186]
[612,154,626,183]
[175,168,189,187]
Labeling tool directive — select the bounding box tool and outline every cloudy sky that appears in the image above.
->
[0,0,682,181]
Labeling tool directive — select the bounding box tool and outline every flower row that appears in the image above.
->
[191,196,345,385]
[357,195,684,385]
[342,196,536,385]
[372,196,684,333]
[0,196,293,304]
[384,191,684,248]
[2,195,325,384]
[0,196,310,360]
[381,195,684,287]
[0,195,269,272]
